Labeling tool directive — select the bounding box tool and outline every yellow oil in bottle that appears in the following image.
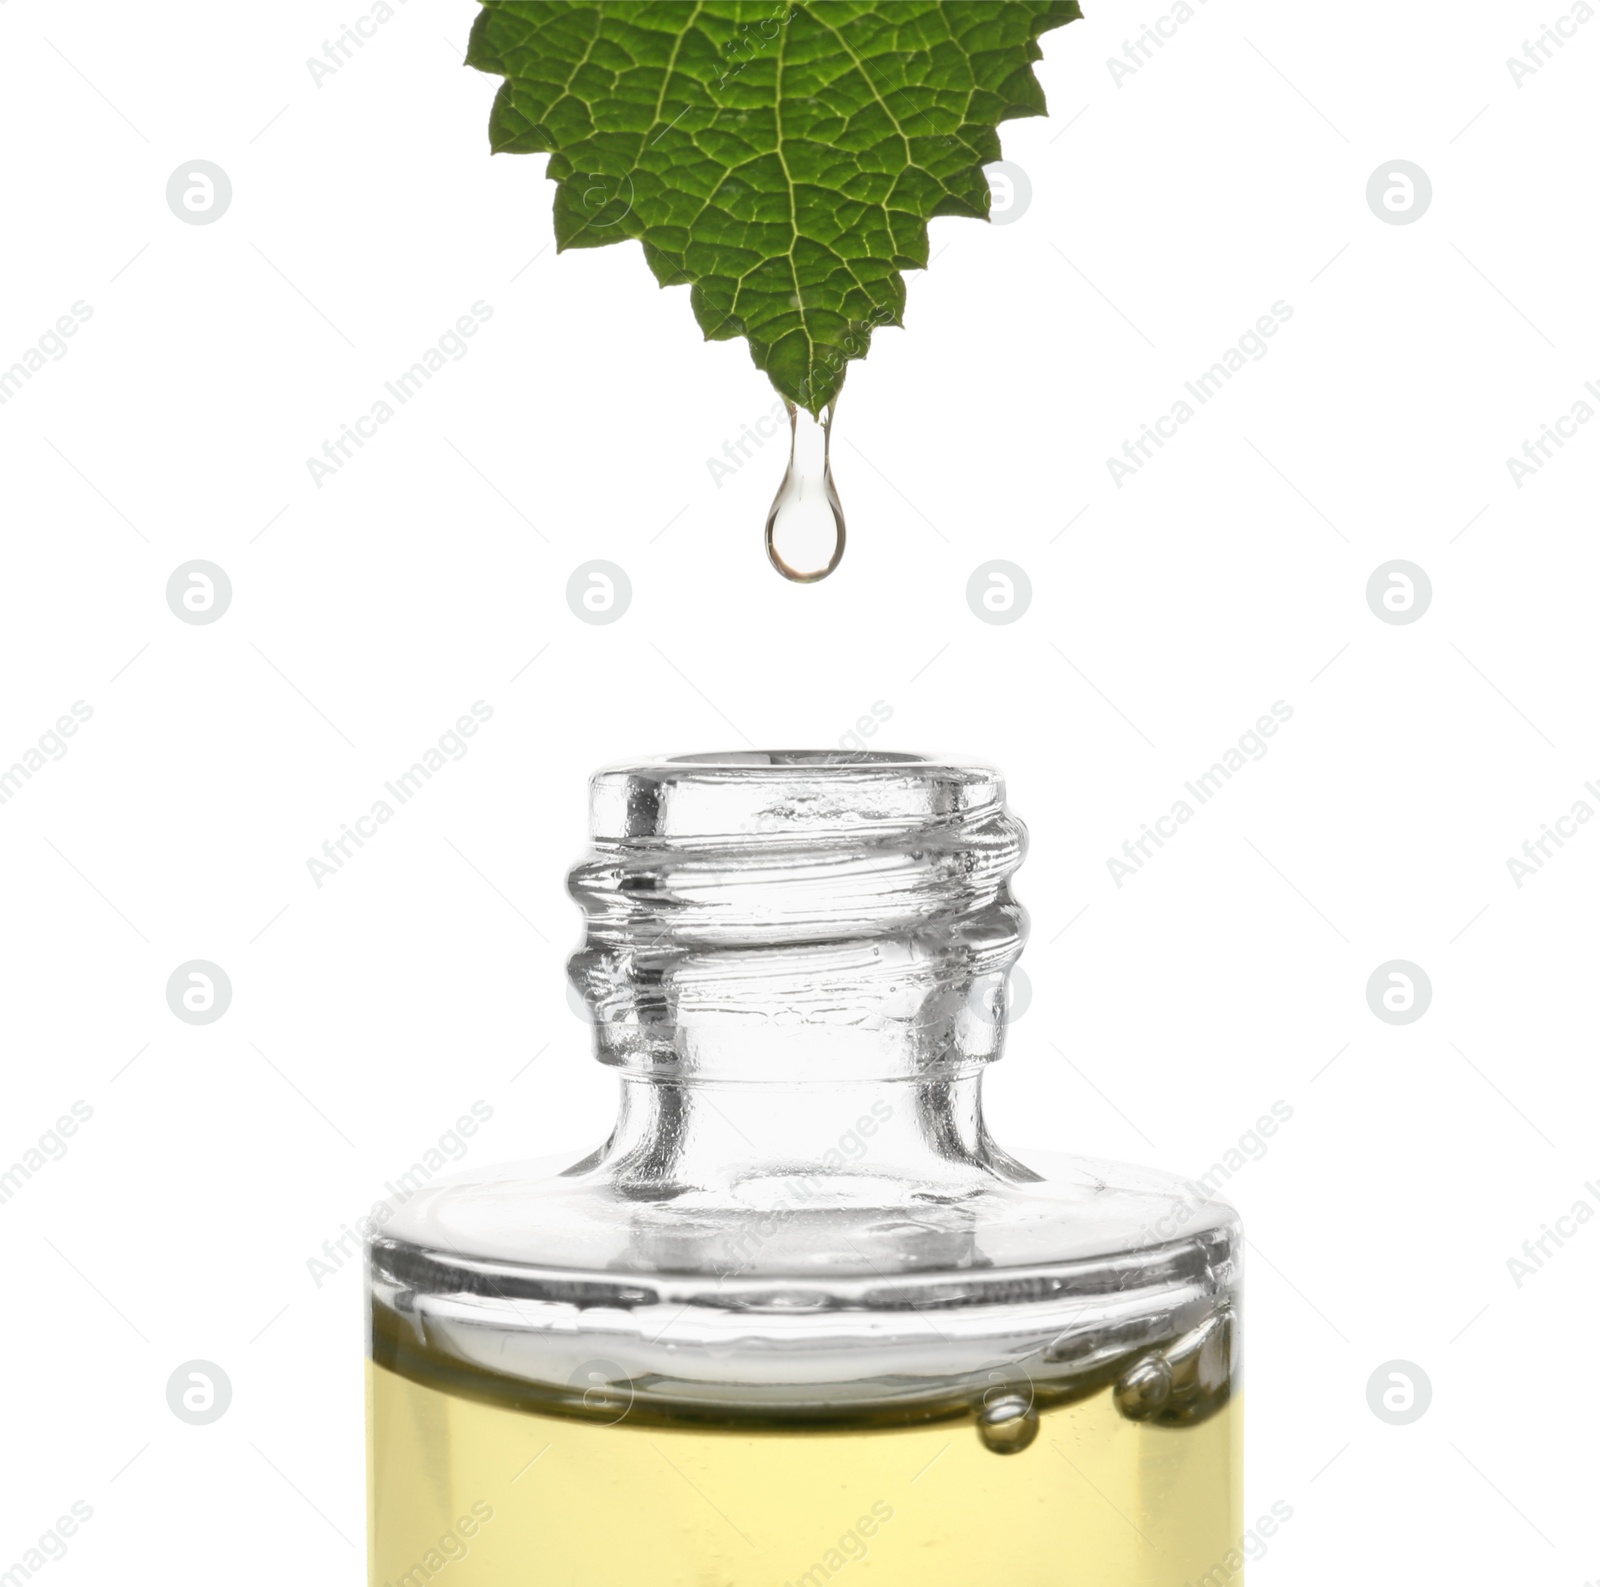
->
[366,1357,1240,1587]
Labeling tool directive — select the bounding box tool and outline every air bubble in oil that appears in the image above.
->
[1114,1308,1233,1427]
[977,1394,1039,1454]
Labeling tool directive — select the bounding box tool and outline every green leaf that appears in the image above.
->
[467,1,1080,413]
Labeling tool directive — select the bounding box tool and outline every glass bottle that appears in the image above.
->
[366,752,1240,1587]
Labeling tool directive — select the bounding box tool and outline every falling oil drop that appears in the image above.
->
[765,400,845,583]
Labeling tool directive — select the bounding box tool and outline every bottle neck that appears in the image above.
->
[597,1071,1001,1190]
[572,957,1018,1081]
[566,753,1030,1207]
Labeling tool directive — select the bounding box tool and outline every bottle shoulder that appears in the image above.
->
[368,1147,1240,1424]
[378,1144,1238,1280]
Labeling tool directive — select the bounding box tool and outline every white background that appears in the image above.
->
[2,0,1597,1581]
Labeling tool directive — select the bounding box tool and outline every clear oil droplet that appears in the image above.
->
[765,400,845,583]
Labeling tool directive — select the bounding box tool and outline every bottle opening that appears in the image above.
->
[587,751,1006,842]
[568,750,1029,1079]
